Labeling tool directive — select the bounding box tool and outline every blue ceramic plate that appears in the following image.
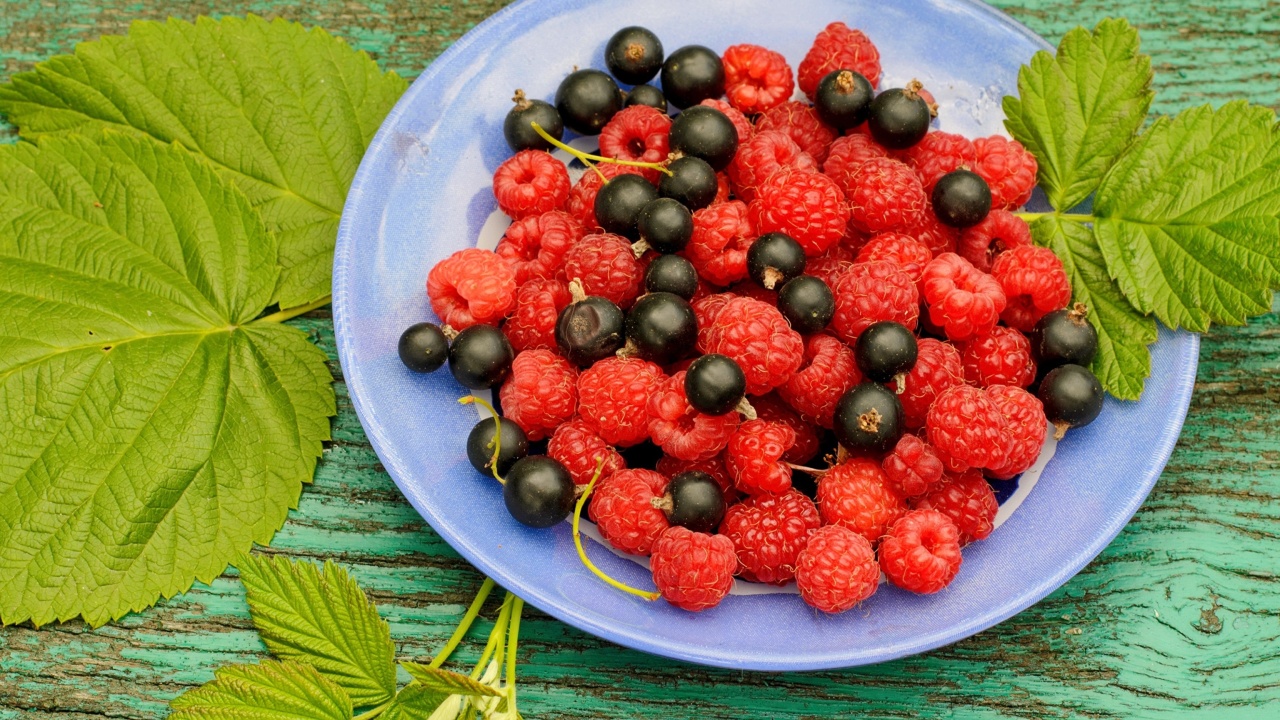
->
[333,0,1199,670]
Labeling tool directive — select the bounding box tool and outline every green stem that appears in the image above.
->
[572,459,661,601]
[352,699,393,720]
[1014,211,1095,223]
[256,294,332,323]
[505,597,524,718]
[471,593,514,680]
[531,122,673,177]
[429,577,496,669]
[458,396,504,484]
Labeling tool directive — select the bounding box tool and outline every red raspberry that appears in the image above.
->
[926,384,1010,470]
[498,349,578,441]
[492,149,570,220]
[700,98,754,146]
[914,469,997,545]
[920,252,1006,341]
[958,209,1032,273]
[830,260,919,344]
[855,233,933,283]
[779,333,860,428]
[726,419,796,495]
[816,458,906,544]
[588,468,669,555]
[901,131,976,193]
[822,133,889,192]
[750,393,821,464]
[899,338,965,428]
[991,245,1072,332]
[503,278,571,352]
[426,248,517,329]
[755,101,838,165]
[683,201,756,287]
[577,356,667,447]
[722,44,795,115]
[845,158,927,235]
[795,525,879,613]
[692,292,735,347]
[719,490,821,584]
[986,385,1047,479]
[598,105,672,184]
[748,169,849,257]
[714,172,732,203]
[882,434,945,498]
[727,131,817,204]
[698,296,805,395]
[650,527,737,611]
[806,243,857,288]
[727,280,780,306]
[961,326,1036,388]
[494,210,582,285]
[913,203,961,256]
[657,453,738,503]
[548,419,626,486]
[647,371,740,462]
[797,22,882,99]
[566,163,645,232]
[973,135,1038,210]
[879,509,963,594]
[563,233,644,309]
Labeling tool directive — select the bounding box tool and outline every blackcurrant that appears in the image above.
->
[814,69,873,130]
[636,197,693,253]
[660,471,726,533]
[503,91,563,152]
[746,232,806,289]
[854,321,918,383]
[932,169,992,228]
[448,324,514,389]
[625,83,668,110]
[658,156,718,211]
[555,69,623,135]
[398,322,448,373]
[644,254,699,299]
[684,353,746,415]
[833,382,904,453]
[669,105,739,171]
[660,45,725,109]
[777,275,835,334]
[595,174,658,238]
[555,295,625,367]
[605,26,664,85]
[625,291,697,364]
[867,82,931,150]
[503,456,575,528]
[466,416,529,476]
[1030,305,1098,372]
[1037,364,1104,436]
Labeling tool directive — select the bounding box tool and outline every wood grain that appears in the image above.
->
[1,1,1278,718]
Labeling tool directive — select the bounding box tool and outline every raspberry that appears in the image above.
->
[548,419,626,486]
[973,135,1038,210]
[882,434,945,498]
[566,163,645,232]
[899,338,965,428]
[698,296,805,395]
[492,149,570,220]
[503,278,572,352]
[779,333,860,428]
[657,453,738,503]
[805,243,856,287]
[879,509,963,594]
[726,419,796,495]
[755,101,838,165]
[683,201,756,287]
[797,22,882,99]
[563,233,644,309]
[986,385,1047,479]
[700,98,755,145]
[855,233,933,283]
[692,292,735,347]
[914,469,997,545]
[719,490,821,584]
[913,204,961,256]
[816,458,906,544]
[795,525,879,613]
[822,133,889,192]
[991,245,1072,332]
[901,131,976,193]
[577,356,667,447]
[748,169,849,257]
[727,280,779,306]
[714,172,732,204]
[958,209,1032,273]
[727,131,817,203]
[961,326,1036,388]
[919,252,1006,341]
[498,349,579,441]
[845,158,927,235]
[426,248,517,329]
[722,44,795,115]
[647,371,740,462]
[830,260,919,344]
[588,468,669,555]
[598,105,672,183]
[650,527,737,611]
[750,393,821,464]
[926,384,1010,470]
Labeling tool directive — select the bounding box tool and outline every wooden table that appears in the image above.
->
[2,1,1277,717]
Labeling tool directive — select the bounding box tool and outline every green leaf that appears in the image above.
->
[1031,216,1157,400]
[170,659,352,719]
[1003,18,1153,210]
[382,683,451,720]
[1091,101,1280,332]
[0,15,408,309]
[238,555,397,707]
[400,662,505,699]
[0,132,335,627]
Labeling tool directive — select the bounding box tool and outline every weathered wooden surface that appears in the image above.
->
[1,1,1278,717]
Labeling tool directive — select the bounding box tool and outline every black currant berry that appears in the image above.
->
[747,232,807,289]
[555,69,623,135]
[932,169,992,228]
[448,325,514,389]
[833,382,904,453]
[814,69,873,130]
[625,292,697,364]
[636,197,694,253]
[466,416,529,476]
[503,91,563,152]
[605,26,664,85]
[595,174,658,238]
[777,275,835,333]
[1030,305,1098,372]
[684,353,746,415]
[1037,364,1104,437]
[625,83,668,110]
[660,45,725,109]
[398,322,449,373]
[503,456,575,528]
[669,105,739,171]
[658,156,718,211]
[644,254,699,299]
[555,295,625,367]
[867,81,931,150]
[854,321,918,383]
[658,471,726,533]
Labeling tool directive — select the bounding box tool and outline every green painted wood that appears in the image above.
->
[2,1,1278,717]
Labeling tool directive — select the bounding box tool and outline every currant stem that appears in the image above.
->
[786,462,828,476]
[429,577,496,669]
[505,596,524,718]
[471,593,514,680]
[573,458,662,601]
[458,396,504,484]
[530,122,674,177]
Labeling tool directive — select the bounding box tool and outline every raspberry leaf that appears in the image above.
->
[400,662,506,698]
[0,15,407,309]
[381,683,451,720]
[169,659,352,719]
